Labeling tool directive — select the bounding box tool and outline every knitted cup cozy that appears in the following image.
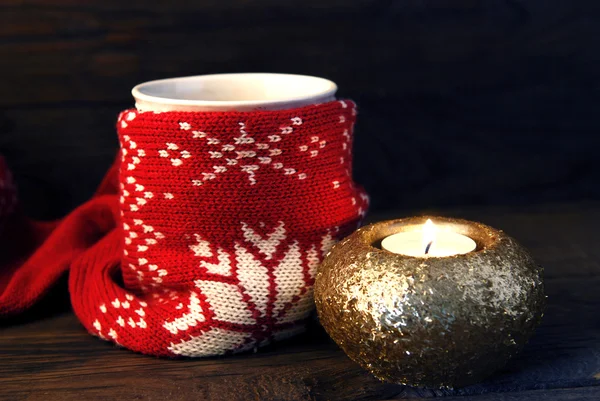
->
[69,99,369,357]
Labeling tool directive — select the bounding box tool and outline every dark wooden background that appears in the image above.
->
[1,0,600,218]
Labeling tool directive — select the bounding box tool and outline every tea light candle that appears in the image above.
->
[314,216,545,388]
[381,219,476,257]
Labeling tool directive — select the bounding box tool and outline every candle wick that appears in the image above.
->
[424,241,433,255]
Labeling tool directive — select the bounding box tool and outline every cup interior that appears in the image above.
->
[132,73,338,112]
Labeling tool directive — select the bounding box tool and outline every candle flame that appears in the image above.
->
[423,219,436,254]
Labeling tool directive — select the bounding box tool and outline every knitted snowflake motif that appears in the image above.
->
[164,221,337,356]
[179,118,315,185]
[92,220,337,356]
[86,101,367,357]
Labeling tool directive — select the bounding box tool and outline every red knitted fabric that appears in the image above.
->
[0,160,120,315]
[1,100,368,357]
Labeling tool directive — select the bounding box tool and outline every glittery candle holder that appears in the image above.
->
[314,216,545,389]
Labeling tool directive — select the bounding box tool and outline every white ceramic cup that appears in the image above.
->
[132,73,338,113]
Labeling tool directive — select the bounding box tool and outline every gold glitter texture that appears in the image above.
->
[314,216,545,389]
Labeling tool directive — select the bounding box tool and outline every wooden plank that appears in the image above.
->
[2,0,600,216]
[0,107,119,218]
[2,202,600,400]
[387,386,600,401]
[1,0,600,106]
[0,314,403,401]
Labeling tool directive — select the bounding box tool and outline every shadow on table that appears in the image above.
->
[0,274,71,328]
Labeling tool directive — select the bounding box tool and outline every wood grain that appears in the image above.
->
[403,386,600,401]
[2,202,600,400]
[0,107,119,217]
[1,0,600,218]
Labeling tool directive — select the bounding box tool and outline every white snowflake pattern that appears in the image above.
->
[159,142,191,167]
[119,121,167,288]
[181,118,311,186]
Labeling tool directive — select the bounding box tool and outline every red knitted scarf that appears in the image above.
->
[0,100,368,357]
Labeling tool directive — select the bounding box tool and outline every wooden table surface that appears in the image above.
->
[2,202,600,401]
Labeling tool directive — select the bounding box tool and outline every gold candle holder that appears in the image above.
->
[314,216,545,389]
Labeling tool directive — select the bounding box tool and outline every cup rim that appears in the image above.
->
[131,73,338,110]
